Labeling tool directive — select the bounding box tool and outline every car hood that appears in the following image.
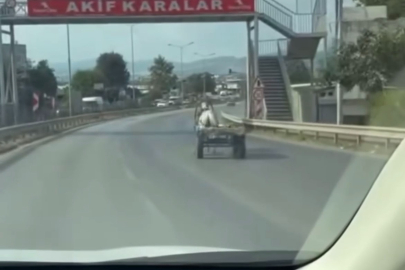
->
[0,246,242,263]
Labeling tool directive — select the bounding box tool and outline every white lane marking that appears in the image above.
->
[122,163,178,239]
[124,167,137,181]
[174,160,306,238]
[138,192,170,225]
[124,167,166,220]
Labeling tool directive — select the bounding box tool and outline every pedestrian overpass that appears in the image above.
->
[0,0,327,121]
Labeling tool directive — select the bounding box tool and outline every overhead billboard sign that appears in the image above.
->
[27,0,255,17]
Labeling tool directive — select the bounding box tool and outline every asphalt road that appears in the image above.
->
[0,104,389,253]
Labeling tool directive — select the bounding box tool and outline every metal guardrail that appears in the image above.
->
[222,113,405,148]
[277,40,296,121]
[0,98,235,152]
[0,106,180,152]
[258,38,289,57]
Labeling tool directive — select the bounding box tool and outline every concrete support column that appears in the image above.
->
[253,15,259,78]
[246,19,252,118]
[336,83,343,124]
[0,18,6,126]
[10,24,18,125]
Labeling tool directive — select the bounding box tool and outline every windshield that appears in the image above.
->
[0,0,403,266]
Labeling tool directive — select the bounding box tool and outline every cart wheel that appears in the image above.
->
[239,140,246,159]
[232,144,238,159]
[197,135,204,159]
[233,136,246,159]
[232,135,239,158]
[239,135,246,159]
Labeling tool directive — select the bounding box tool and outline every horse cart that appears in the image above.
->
[194,99,246,159]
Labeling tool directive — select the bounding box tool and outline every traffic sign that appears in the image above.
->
[250,77,265,120]
[253,77,264,88]
[254,88,263,100]
[33,92,39,112]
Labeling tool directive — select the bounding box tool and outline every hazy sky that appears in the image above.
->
[3,0,355,64]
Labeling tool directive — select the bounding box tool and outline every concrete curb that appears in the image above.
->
[247,131,391,160]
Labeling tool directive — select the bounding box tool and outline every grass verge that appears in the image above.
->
[368,88,405,127]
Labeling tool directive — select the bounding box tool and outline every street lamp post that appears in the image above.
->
[168,42,194,100]
[194,52,215,97]
[130,25,136,100]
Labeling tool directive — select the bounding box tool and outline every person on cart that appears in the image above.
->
[196,101,219,154]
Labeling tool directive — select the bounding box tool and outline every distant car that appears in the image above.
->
[157,101,168,107]
[226,101,236,106]
[153,99,164,106]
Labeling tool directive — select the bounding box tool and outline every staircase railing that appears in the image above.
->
[256,0,326,34]
[277,40,297,121]
[312,0,327,32]
[265,0,296,14]
[255,0,293,31]
[258,38,289,56]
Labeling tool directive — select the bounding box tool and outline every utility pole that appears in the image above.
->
[10,25,18,125]
[168,42,194,100]
[130,25,136,100]
[253,15,259,78]
[0,17,6,126]
[194,52,215,97]
[67,24,72,117]
[336,0,343,124]
[202,70,207,97]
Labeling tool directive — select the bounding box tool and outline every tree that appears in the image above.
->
[338,28,405,92]
[16,59,35,109]
[149,55,178,99]
[71,69,104,96]
[286,60,311,84]
[317,45,339,86]
[354,0,404,20]
[27,60,57,96]
[95,52,129,88]
[186,72,216,94]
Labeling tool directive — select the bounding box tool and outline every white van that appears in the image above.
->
[82,96,104,112]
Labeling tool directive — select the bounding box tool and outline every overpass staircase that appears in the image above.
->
[256,0,327,60]
[259,56,293,121]
[253,0,327,121]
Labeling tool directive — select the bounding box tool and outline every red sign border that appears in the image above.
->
[27,0,256,17]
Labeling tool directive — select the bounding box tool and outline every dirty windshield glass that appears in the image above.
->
[0,0,402,266]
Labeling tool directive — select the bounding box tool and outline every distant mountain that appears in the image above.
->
[51,55,312,84]
[50,56,246,81]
